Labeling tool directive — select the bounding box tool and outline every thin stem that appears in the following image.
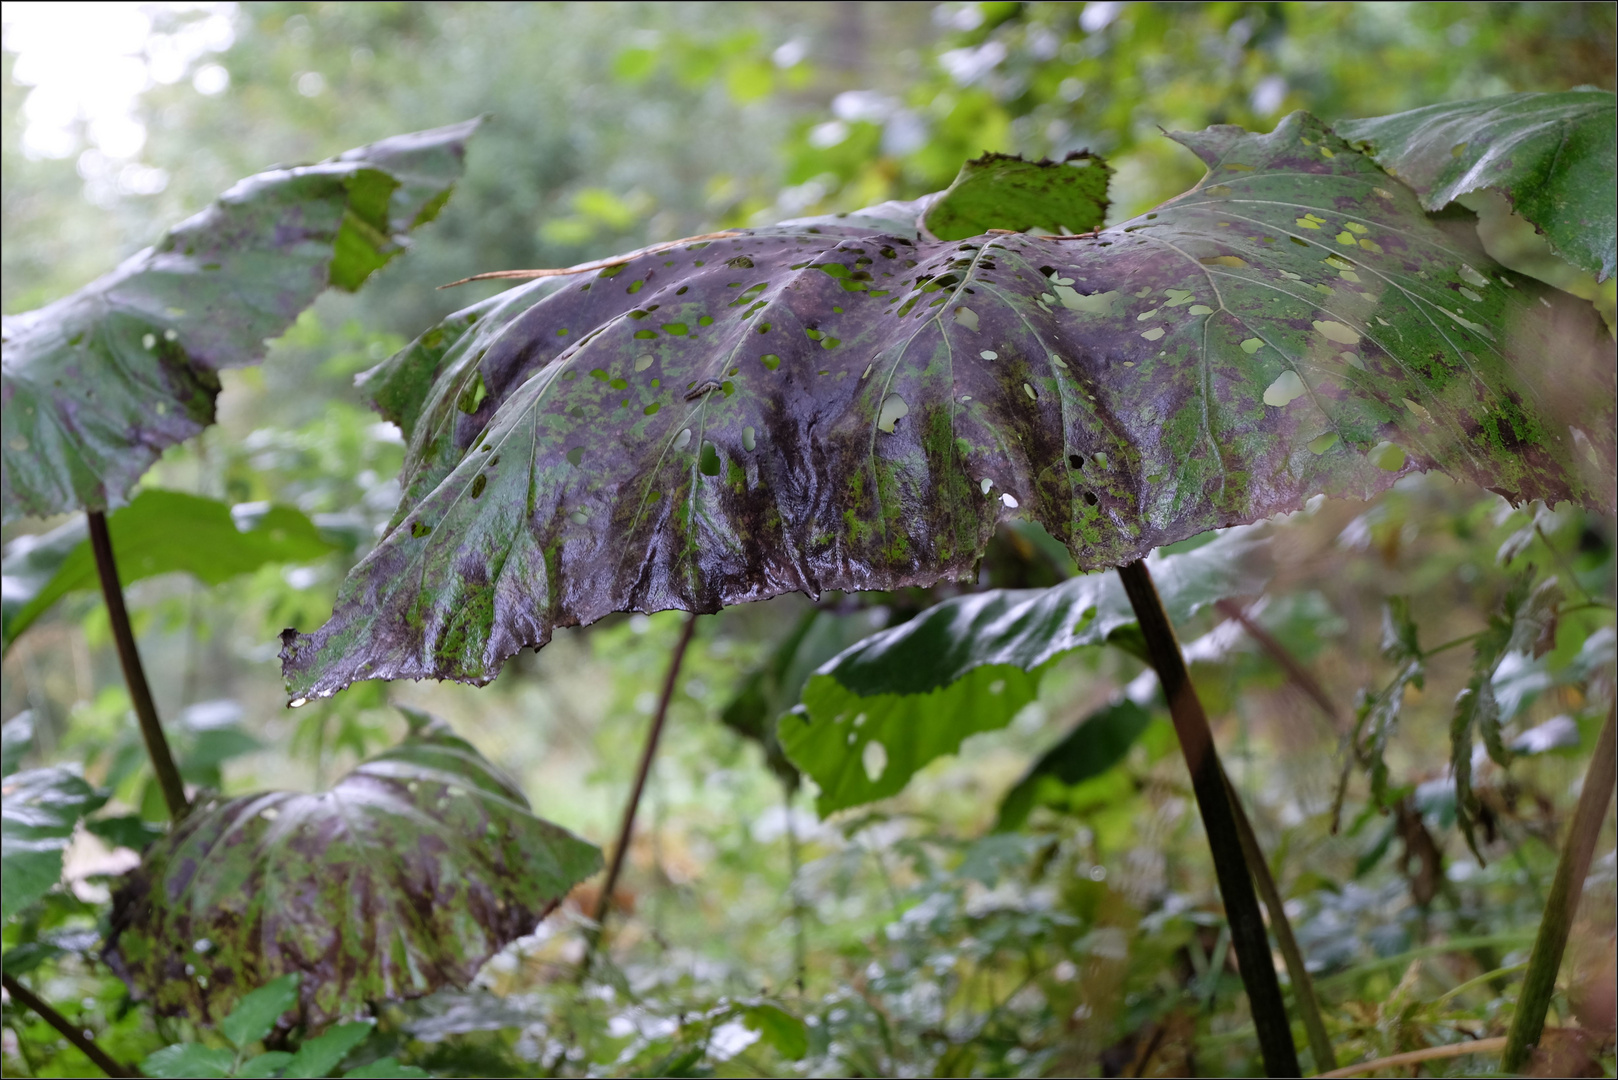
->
[1216,599,1341,728]
[86,510,187,821]
[783,782,808,995]
[2,974,139,1078]
[1223,767,1338,1071]
[1501,698,1616,1074]
[583,612,699,968]
[1117,559,1300,1077]
[1316,1036,1506,1079]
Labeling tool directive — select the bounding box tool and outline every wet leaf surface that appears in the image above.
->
[282,112,1614,700]
[106,711,600,1030]
[1336,91,1617,281]
[2,737,107,921]
[2,489,339,651]
[1,119,480,524]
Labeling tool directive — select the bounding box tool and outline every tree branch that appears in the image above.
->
[2,973,140,1078]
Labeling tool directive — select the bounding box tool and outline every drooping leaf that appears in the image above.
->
[994,698,1155,832]
[220,974,302,1050]
[781,528,1270,815]
[2,489,339,652]
[739,1000,810,1060]
[0,119,481,524]
[1336,91,1617,281]
[1,765,106,921]
[281,111,1614,701]
[106,710,600,1029]
[922,151,1111,241]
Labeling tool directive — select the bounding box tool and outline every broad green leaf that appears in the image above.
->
[283,1021,374,1078]
[740,1000,809,1060]
[1,711,31,777]
[220,973,302,1049]
[994,698,1155,831]
[781,528,1270,815]
[1336,91,1616,281]
[142,1043,237,1079]
[237,1052,295,1078]
[2,489,338,652]
[0,119,481,524]
[2,765,106,921]
[281,112,1614,701]
[923,151,1111,241]
[107,711,600,1029]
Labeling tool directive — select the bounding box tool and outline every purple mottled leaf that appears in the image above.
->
[282,111,1614,700]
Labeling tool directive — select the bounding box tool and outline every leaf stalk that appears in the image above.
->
[86,510,187,821]
[2,973,139,1078]
[1117,558,1301,1077]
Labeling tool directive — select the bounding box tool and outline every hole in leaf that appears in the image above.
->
[411,521,431,538]
[1083,490,1099,506]
[1068,454,1085,469]
[877,393,909,434]
[1263,371,1307,407]
[743,426,756,452]
[470,475,487,499]
[862,740,887,782]
[566,447,585,466]
[635,354,654,372]
[699,441,721,476]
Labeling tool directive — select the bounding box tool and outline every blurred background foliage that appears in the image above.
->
[2,3,1614,1076]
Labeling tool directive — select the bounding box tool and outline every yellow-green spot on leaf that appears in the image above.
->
[1370,441,1406,471]
[627,280,644,294]
[1308,431,1339,455]
[457,372,488,414]
[1049,355,1067,369]
[877,392,908,434]
[1342,352,1366,370]
[609,377,628,390]
[1200,255,1247,268]
[647,489,661,502]
[1358,238,1383,254]
[1339,270,1361,283]
[1206,184,1233,196]
[1344,222,1368,234]
[1459,264,1490,287]
[1313,320,1360,345]
[1451,142,1468,158]
[1319,146,1335,159]
[661,322,688,336]
[1163,289,1195,307]
[1140,327,1165,341]
[1136,308,1160,321]
[1241,338,1264,354]
[760,354,780,371]
[1336,231,1357,246]
[1324,256,1354,270]
[634,354,654,372]
[698,315,713,326]
[1023,383,1037,400]
[634,329,657,339]
[742,426,756,452]
[1403,397,1434,423]
[1262,370,1306,407]
[1460,287,1482,303]
[1054,287,1120,315]
[1188,304,1213,315]
[953,306,979,330]
[1296,218,1321,230]
[643,402,660,416]
[980,350,998,360]
[569,511,588,524]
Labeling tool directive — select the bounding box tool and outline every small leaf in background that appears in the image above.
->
[283,1021,375,1078]
[141,1043,236,1079]
[739,1000,809,1060]
[85,814,165,853]
[994,698,1154,831]
[220,973,302,1049]
[1337,90,1616,280]
[1,489,339,652]
[784,529,1270,815]
[2,764,106,921]
[1,710,32,777]
[923,151,1111,241]
[0,119,481,524]
[108,712,601,1029]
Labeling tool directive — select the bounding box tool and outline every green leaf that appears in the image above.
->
[281,111,1614,701]
[0,119,481,525]
[1,711,32,777]
[781,528,1270,815]
[85,814,165,852]
[2,489,339,652]
[220,974,302,1050]
[1336,91,1616,281]
[924,151,1111,241]
[343,1058,429,1079]
[283,1021,374,1078]
[237,1051,295,1078]
[141,1042,236,1079]
[740,1000,809,1060]
[2,766,105,921]
[994,698,1154,831]
[107,712,600,1030]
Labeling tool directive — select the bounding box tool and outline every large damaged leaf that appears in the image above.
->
[1336,91,1616,281]
[1,119,480,524]
[781,528,1270,814]
[106,711,599,1029]
[282,111,1614,700]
